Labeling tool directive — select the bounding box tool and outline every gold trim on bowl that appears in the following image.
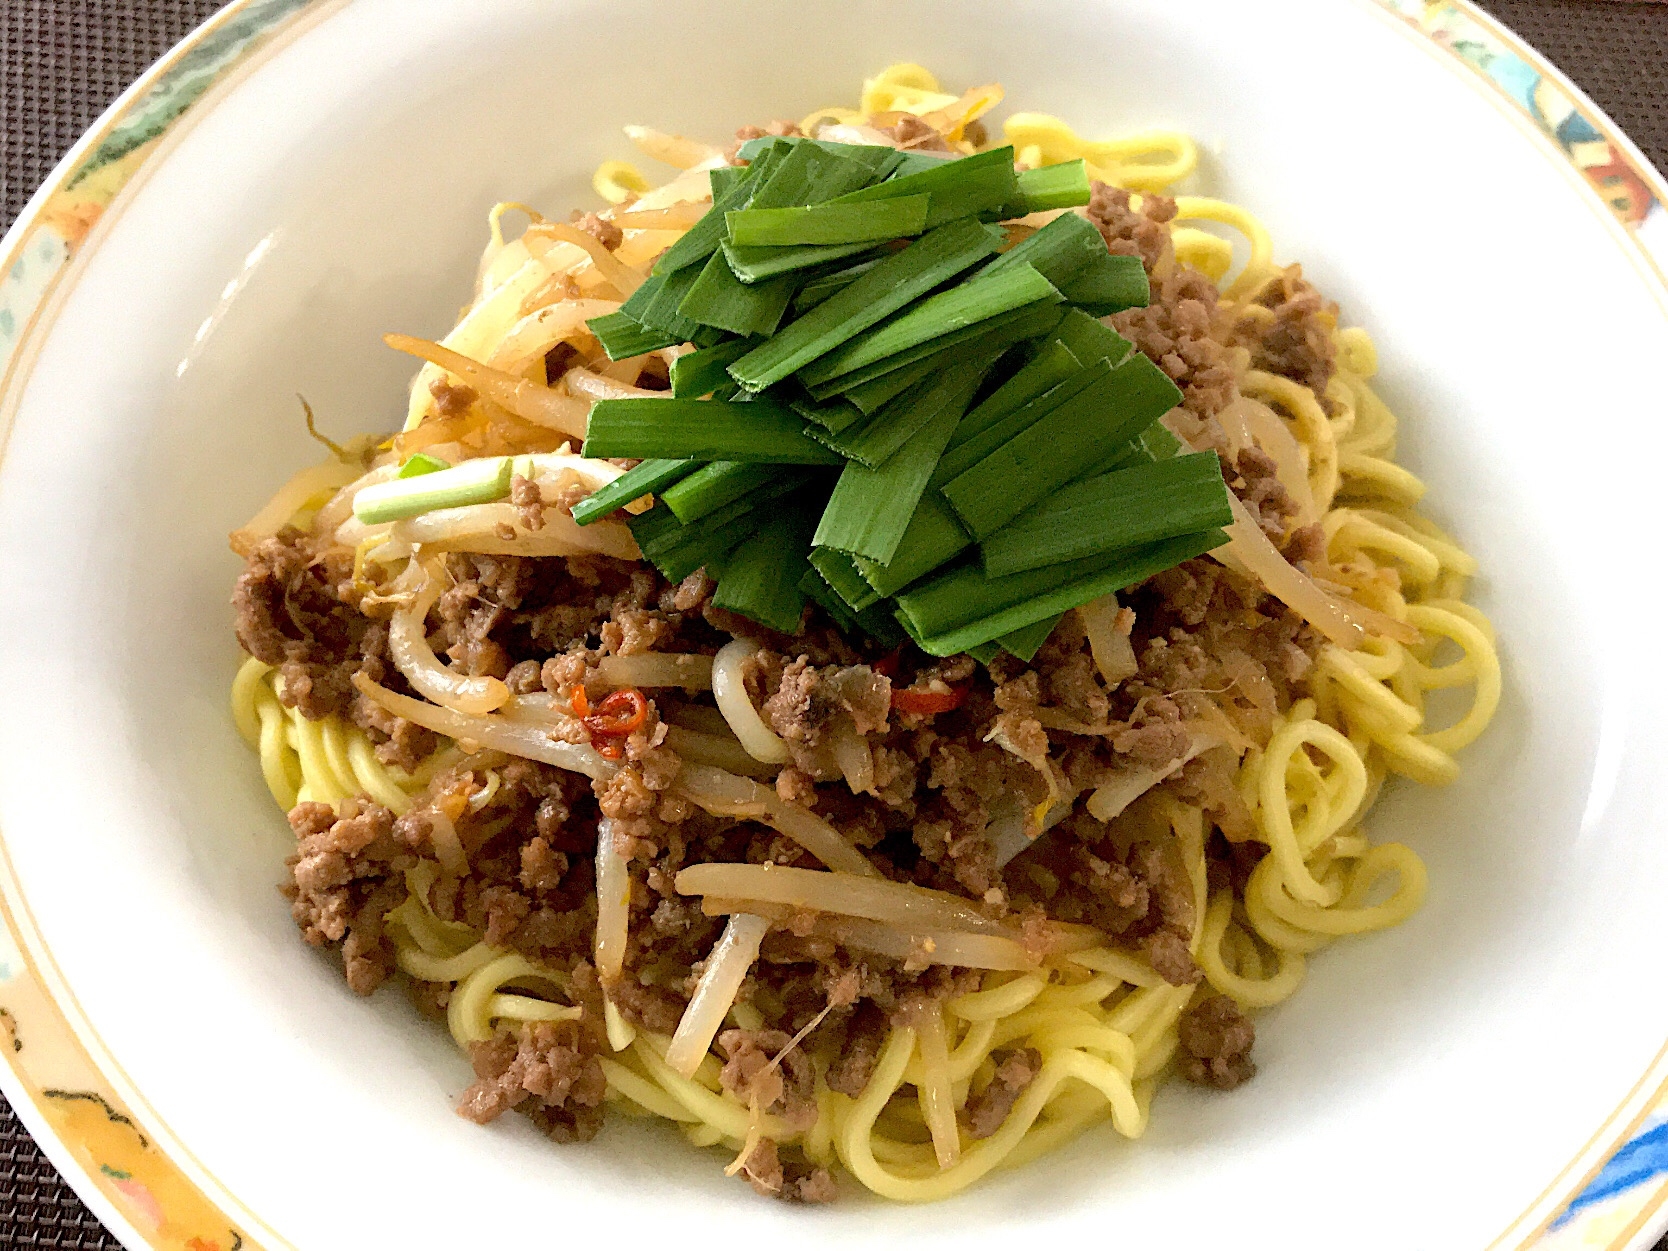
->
[0,2,1664,1248]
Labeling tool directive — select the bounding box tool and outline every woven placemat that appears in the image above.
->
[1,2,1666,1246]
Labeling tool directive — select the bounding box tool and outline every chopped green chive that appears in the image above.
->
[790,257,884,312]
[583,398,844,464]
[726,195,930,248]
[728,218,1003,391]
[571,458,696,527]
[586,310,679,361]
[711,511,815,634]
[730,135,899,170]
[747,141,889,210]
[723,239,882,284]
[398,452,449,478]
[935,359,1113,488]
[948,339,1082,451]
[708,164,750,199]
[852,493,971,598]
[634,265,715,343]
[660,460,785,524]
[653,157,777,280]
[1010,160,1093,214]
[997,613,1064,662]
[791,394,867,434]
[799,566,860,632]
[812,369,980,563]
[837,354,941,415]
[941,353,1185,539]
[985,213,1110,289]
[832,146,1020,228]
[1049,307,1134,368]
[1138,419,1185,460]
[898,529,1228,656]
[808,301,1066,402]
[669,338,754,397]
[679,251,796,336]
[1057,253,1151,316]
[989,216,1151,317]
[632,471,817,582]
[807,547,881,612]
[979,453,1232,576]
[800,273,1062,393]
[652,157,771,276]
[353,456,513,525]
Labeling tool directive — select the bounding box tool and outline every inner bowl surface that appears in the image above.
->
[1,2,1666,1249]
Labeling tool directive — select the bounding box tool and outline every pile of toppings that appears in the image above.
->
[359,136,1234,663]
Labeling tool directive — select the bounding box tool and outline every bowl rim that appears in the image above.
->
[0,3,1665,1248]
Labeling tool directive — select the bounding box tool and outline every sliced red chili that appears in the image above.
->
[584,688,649,739]
[570,686,590,718]
[596,738,626,761]
[890,682,969,716]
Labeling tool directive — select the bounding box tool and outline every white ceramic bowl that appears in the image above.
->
[3,2,1667,1248]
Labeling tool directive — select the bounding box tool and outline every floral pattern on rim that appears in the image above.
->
[0,7,313,1246]
[0,1,1664,1249]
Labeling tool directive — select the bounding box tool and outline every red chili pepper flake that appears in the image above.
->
[570,686,590,718]
[584,688,648,740]
[870,647,903,679]
[890,681,969,716]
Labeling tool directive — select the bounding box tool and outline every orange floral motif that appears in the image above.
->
[39,199,105,249]
[1583,155,1654,227]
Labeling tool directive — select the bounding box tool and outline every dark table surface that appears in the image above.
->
[3,1,1667,1246]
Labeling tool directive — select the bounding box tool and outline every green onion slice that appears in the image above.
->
[398,452,449,478]
[353,456,513,525]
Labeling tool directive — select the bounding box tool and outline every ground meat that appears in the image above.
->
[761,659,890,744]
[728,120,803,162]
[885,114,952,152]
[429,376,477,417]
[233,527,367,720]
[1177,995,1256,1090]
[456,1018,608,1141]
[1088,184,1240,422]
[280,798,409,995]
[1284,521,1327,567]
[606,977,685,1035]
[717,1028,818,1131]
[510,474,545,532]
[669,568,715,613]
[1230,446,1298,542]
[570,210,623,252]
[1234,263,1338,404]
[962,1048,1042,1138]
[738,1138,837,1203]
[825,1003,887,1098]
[1111,721,1191,769]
